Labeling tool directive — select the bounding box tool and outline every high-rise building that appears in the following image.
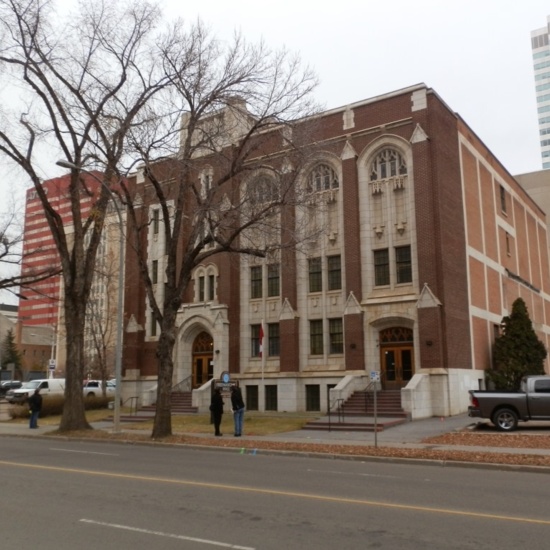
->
[19,172,120,375]
[531,16,550,169]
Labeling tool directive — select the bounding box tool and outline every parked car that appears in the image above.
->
[83,380,115,398]
[0,380,22,397]
[6,378,65,404]
[468,375,550,431]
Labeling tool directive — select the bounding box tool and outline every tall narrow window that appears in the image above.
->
[374,249,390,286]
[327,255,342,290]
[198,276,205,301]
[152,209,160,234]
[310,319,323,355]
[329,318,344,354]
[305,385,321,411]
[395,246,412,284]
[268,323,280,357]
[265,385,278,411]
[201,171,212,198]
[500,185,507,214]
[251,324,261,357]
[308,257,322,292]
[250,266,262,299]
[208,274,215,301]
[152,260,158,285]
[150,312,157,337]
[267,264,280,297]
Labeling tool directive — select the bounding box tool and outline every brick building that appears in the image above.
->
[118,84,550,417]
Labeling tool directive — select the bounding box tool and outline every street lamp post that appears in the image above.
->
[55,160,124,433]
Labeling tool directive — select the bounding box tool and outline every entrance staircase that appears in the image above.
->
[302,390,411,432]
[115,390,198,423]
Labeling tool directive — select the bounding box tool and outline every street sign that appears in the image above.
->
[370,370,380,382]
[48,359,56,371]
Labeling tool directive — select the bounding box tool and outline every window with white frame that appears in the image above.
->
[152,208,160,234]
[251,324,261,357]
[327,255,342,291]
[267,264,280,297]
[250,175,279,204]
[308,257,322,293]
[268,323,280,357]
[369,149,407,181]
[310,319,323,355]
[193,265,218,303]
[250,266,263,299]
[329,318,343,354]
[200,167,213,199]
[308,163,339,192]
[395,246,412,284]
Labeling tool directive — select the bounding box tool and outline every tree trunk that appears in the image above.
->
[58,299,91,432]
[151,309,177,439]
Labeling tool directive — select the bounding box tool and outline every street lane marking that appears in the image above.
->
[307,468,398,479]
[1,460,549,526]
[80,519,255,549]
[50,448,119,456]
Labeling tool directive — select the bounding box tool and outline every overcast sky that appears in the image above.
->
[1,0,549,303]
[157,0,547,177]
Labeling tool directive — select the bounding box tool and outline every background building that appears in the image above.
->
[121,84,550,418]
[531,15,550,169]
[19,172,121,377]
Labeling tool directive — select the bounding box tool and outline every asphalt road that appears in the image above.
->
[1,437,549,549]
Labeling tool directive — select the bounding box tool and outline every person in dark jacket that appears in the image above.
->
[230,385,245,437]
[28,388,42,429]
[210,388,224,436]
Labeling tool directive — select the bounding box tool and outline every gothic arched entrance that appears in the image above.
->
[379,327,414,390]
[192,331,214,388]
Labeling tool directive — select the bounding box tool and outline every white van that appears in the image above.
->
[7,378,65,403]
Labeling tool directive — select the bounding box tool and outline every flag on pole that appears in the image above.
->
[259,320,264,358]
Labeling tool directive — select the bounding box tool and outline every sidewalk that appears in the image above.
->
[3,407,550,463]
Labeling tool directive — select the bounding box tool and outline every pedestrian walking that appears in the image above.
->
[210,388,224,436]
[230,385,245,437]
[28,388,42,429]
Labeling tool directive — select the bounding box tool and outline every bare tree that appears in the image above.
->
[0,0,170,431]
[121,23,320,438]
[0,199,57,294]
[83,226,121,395]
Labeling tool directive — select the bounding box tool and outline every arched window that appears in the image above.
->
[250,175,279,204]
[308,163,339,191]
[193,265,218,303]
[369,149,407,181]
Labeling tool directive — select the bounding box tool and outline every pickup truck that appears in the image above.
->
[468,375,550,431]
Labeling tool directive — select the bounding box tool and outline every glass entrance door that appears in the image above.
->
[381,346,413,390]
[192,332,214,389]
[193,355,214,388]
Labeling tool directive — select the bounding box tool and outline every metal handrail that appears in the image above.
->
[363,380,377,413]
[172,375,192,393]
[123,396,139,415]
[327,389,345,432]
